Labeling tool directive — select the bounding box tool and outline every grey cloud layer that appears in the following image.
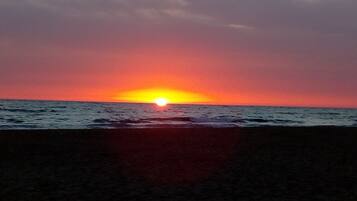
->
[2,0,357,36]
[0,0,254,31]
[1,0,356,56]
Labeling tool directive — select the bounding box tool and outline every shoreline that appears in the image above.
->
[1,125,356,132]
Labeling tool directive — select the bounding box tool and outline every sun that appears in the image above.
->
[115,88,212,105]
[155,98,168,107]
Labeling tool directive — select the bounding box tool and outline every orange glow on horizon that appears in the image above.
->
[115,88,212,104]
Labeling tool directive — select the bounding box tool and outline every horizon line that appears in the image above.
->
[0,98,356,110]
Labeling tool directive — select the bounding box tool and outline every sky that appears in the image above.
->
[0,0,357,107]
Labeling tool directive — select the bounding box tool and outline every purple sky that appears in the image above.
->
[0,0,356,107]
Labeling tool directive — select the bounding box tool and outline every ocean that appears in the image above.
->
[0,100,356,129]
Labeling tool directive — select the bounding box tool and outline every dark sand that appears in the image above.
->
[1,127,357,200]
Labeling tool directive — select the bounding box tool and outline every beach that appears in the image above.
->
[1,127,357,200]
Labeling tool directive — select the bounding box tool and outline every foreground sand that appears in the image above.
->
[1,127,357,200]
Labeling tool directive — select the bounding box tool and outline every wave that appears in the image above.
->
[93,118,149,124]
[90,117,303,128]
[313,112,341,115]
[52,106,67,109]
[91,117,194,128]
[90,119,145,128]
[0,107,56,113]
[6,118,24,123]
[93,118,115,124]
[119,119,150,124]
[243,118,269,123]
[93,117,193,124]
[234,118,303,124]
[278,112,298,115]
[142,117,192,122]
[271,119,303,124]
[0,124,38,129]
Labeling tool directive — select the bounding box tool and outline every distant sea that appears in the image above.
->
[0,100,356,129]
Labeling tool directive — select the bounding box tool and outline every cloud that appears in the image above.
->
[165,0,190,7]
[161,9,215,24]
[0,0,254,33]
[0,0,187,19]
[226,24,255,31]
[294,0,322,3]
[292,0,342,5]
[8,0,204,24]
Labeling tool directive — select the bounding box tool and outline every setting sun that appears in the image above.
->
[155,98,168,107]
[115,88,212,104]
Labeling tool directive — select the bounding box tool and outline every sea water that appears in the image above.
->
[0,100,356,129]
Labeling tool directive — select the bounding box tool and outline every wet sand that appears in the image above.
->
[1,127,357,200]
